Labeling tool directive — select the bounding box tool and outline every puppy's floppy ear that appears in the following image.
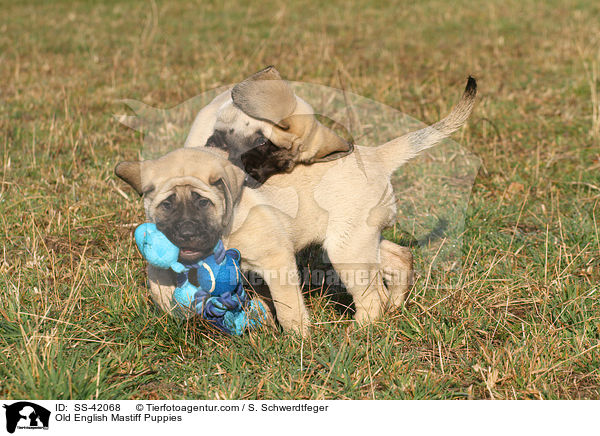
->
[209,163,245,228]
[231,66,297,128]
[233,67,353,162]
[309,115,355,161]
[115,161,144,196]
[276,114,354,162]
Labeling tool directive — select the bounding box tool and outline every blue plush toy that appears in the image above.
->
[134,223,267,335]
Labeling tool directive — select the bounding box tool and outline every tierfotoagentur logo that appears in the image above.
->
[2,402,50,433]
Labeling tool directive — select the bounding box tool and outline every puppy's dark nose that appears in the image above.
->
[178,221,197,239]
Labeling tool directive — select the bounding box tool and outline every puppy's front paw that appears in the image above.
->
[353,306,383,326]
[278,313,311,337]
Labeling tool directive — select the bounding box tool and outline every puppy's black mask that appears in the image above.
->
[206,130,295,188]
[205,116,354,188]
[154,188,222,263]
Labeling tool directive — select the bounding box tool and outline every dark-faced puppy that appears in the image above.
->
[186,66,354,187]
[151,186,221,262]
[206,128,296,188]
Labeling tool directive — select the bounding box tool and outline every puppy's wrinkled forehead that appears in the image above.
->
[140,148,228,194]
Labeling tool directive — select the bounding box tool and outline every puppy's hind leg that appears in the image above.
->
[379,239,413,308]
[325,234,387,325]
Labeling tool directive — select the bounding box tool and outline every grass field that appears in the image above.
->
[1,0,599,400]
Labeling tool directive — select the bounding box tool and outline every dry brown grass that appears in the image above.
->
[0,0,599,399]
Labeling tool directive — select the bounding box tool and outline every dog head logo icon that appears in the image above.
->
[3,402,50,433]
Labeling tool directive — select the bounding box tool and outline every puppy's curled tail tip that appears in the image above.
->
[465,76,477,97]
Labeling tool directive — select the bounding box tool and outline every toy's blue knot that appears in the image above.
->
[213,240,225,264]
[135,223,267,335]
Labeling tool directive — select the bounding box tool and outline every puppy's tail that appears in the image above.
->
[376,76,477,174]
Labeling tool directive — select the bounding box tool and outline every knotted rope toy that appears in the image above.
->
[134,223,267,335]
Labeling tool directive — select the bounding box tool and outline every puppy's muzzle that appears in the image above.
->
[177,220,198,239]
[158,220,219,263]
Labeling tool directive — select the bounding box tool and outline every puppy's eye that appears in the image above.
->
[159,194,176,211]
[253,135,268,148]
[192,192,212,208]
